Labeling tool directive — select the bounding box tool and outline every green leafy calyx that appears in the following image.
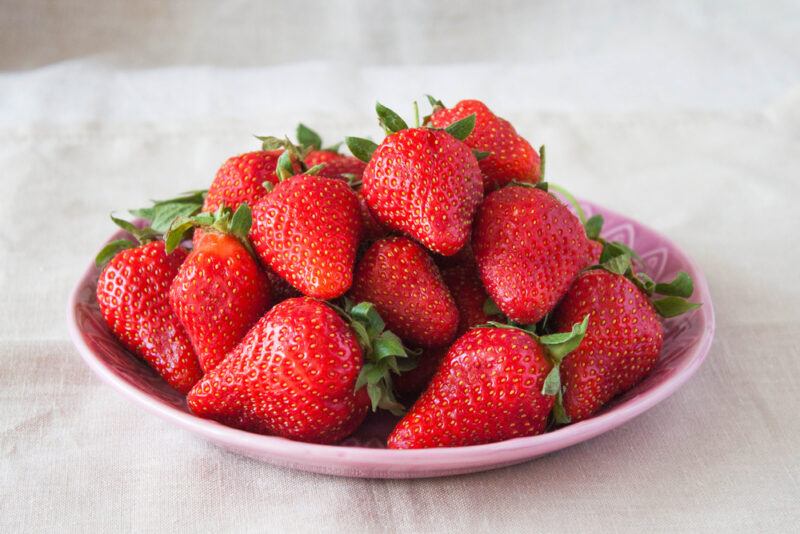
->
[331,300,415,415]
[376,102,409,134]
[95,215,161,267]
[345,137,379,163]
[164,203,254,256]
[129,190,207,233]
[444,114,476,141]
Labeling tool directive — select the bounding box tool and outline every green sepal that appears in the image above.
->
[541,365,562,396]
[164,217,197,253]
[654,271,694,298]
[164,203,255,256]
[473,150,491,160]
[426,94,444,110]
[444,114,476,141]
[584,214,604,240]
[373,331,405,360]
[345,137,378,163]
[331,300,413,416]
[600,251,632,275]
[538,314,590,363]
[304,164,326,176]
[376,102,408,134]
[255,135,294,152]
[130,190,207,233]
[483,298,503,317]
[632,272,656,296]
[296,123,322,151]
[110,214,160,244]
[552,389,571,425]
[229,203,252,244]
[95,239,135,268]
[276,150,296,181]
[547,182,587,225]
[653,297,701,318]
[539,145,546,181]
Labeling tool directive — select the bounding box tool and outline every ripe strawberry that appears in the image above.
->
[305,150,367,181]
[427,97,540,191]
[187,298,369,443]
[203,150,285,213]
[249,160,363,299]
[440,260,500,336]
[296,123,367,181]
[393,346,447,401]
[349,236,458,348]
[188,297,414,443]
[94,218,202,394]
[551,257,700,422]
[265,267,302,303]
[165,204,271,372]
[346,103,483,256]
[472,184,590,324]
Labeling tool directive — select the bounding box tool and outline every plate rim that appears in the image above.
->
[67,200,715,474]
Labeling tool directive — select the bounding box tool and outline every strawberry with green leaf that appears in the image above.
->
[249,152,363,300]
[346,101,483,256]
[349,236,459,348]
[426,96,541,191]
[296,123,367,181]
[551,246,701,423]
[187,297,414,443]
[95,217,203,394]
[164,203,271,372]
[387,316,589,449]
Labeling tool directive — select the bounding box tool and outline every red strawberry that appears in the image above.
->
[166,205,271,372]
[440,260,500,336]
[552,262,700,422]
[265,267,302,303]
[203,150,286,213]
[249,165,363,299]
[306,150,367,181]
[387,328,555,448]
[296,123,367,181]
[427,98,540,191]
[187,298,369,443]
[349,236,458,348]
[356,192,386,241]
[393,346,447,401]
[347,103,483,256]
[94,219,202,394]
[472,184,591,324]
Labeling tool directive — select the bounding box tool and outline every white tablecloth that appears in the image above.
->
[1,1,799,532]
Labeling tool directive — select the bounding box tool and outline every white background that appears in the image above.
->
[1,1,798,532]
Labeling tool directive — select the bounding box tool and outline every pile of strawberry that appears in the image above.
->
[94,97,700,449]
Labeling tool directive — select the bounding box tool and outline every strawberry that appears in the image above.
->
[249,156,363,299]
[393,346,447,401]
[187,297,414,443]
[440,260,500,336]
[472,183,591,324]
[427,97,540,191]
[203,149,285,213]
[346,102,483,256]
[387,319,588,449]
[165,204,271,372]
[551,251,701,422]
[296,123,367,181]
[94,217,202,394]
[349,236,459,348]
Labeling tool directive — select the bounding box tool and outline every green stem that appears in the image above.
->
[547,183,587,225]
[413,101,420,128]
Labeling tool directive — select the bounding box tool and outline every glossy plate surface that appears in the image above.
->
[67,201,715,478]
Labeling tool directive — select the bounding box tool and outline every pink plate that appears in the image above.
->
[67,201,714,478]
